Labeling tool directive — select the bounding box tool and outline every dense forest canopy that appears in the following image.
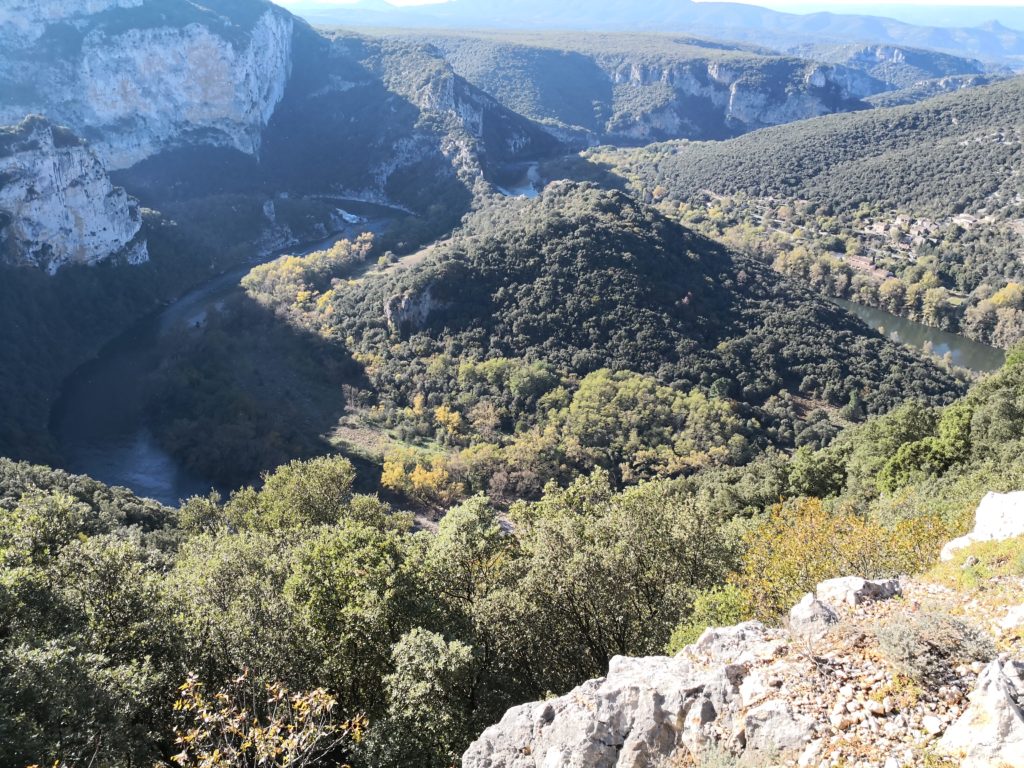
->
[3,340,1022,767]
[145,182,960,501]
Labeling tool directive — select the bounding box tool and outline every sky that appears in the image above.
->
[275,0,1024,5]
[751,0,1023,6]
[276,0,441,5]
[272,0,1024,30]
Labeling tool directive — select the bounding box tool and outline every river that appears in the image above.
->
[496,163,542,199]
[52,191,1002,508]
[50,203,395,506]
[832,298,1006,373]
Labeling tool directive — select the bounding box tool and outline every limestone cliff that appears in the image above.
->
[602,58,877,142]
[799,43,990,91]
[0,116,146,273]
[410,35,883,145]
[0,0,293,169]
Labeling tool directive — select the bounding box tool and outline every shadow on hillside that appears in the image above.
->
[541,153,631,191]
[144,290,375,492]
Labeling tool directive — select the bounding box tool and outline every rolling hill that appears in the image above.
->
[587,77,1024,350]
[178,182,967,496]
[289,0,1024,67]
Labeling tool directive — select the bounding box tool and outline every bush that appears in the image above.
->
[170,672,366,768]
[735,498,949,622]
[925,535,1024,592]
[876,612,995,686]
[666,585,751,654]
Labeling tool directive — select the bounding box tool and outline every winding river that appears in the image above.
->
[50,204,395,506]
[832,298,1006,373]
[50,187,1004,508]
[496,163,542,199]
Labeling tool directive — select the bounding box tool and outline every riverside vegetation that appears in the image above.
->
[585,77,1024,351]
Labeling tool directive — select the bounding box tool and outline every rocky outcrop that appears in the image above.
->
[0,116,146,273]
[463,571,1024,768]
[0,0,143,44]
[602,58,876,141]
[788,594,838,641]
[815,576,902,610]
[463,622,802,768]
[384,287,441,334]
[938,660,1024,767]
[941,491,1024,561]
[0,0,293,169]
[803,44,988,91]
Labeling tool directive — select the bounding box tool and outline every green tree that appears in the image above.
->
[505,472,738,691]
[226,455,357,531]
[285,521,421,713]
[367,628,476,768]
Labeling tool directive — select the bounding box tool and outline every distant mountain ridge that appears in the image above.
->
[293,0,1024,67]
[373,31,993,146]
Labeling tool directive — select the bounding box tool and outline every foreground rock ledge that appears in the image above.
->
[462,572,1024,768]
[462,622,795,768]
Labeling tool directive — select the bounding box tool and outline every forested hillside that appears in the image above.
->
[606,77,1024,214]
[3,334,1021,768]
[150,183,962,498]
[586,77,1024,350]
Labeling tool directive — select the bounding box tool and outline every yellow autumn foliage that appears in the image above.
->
[735,497,950,622]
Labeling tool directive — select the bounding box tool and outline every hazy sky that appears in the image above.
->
[751,0,1023,5]
[275,0,1024,5]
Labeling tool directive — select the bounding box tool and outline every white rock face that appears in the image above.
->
[602,58,877,141]
[941,491,1024,561]
[0,0,142,45]
[384,287,442,332]
[788,593,838,640]
[463,568,1024,768]
[0,117,146,273]
[461,622,815,768]
[0,1,293,169]
[938,660,1024,767]
[814,576,901,610]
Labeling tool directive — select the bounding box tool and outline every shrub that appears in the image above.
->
[666,585,751,654]
[925,535,1024,592]
[735,498,949,622]
[876,612,995,686]
[170,671,366,768]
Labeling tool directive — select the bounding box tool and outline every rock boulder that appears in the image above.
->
[938,660,1024,766]
[941,491,1024,562]
[815,576,901,611]
[788,593,839,641]
[461,622,814,768]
